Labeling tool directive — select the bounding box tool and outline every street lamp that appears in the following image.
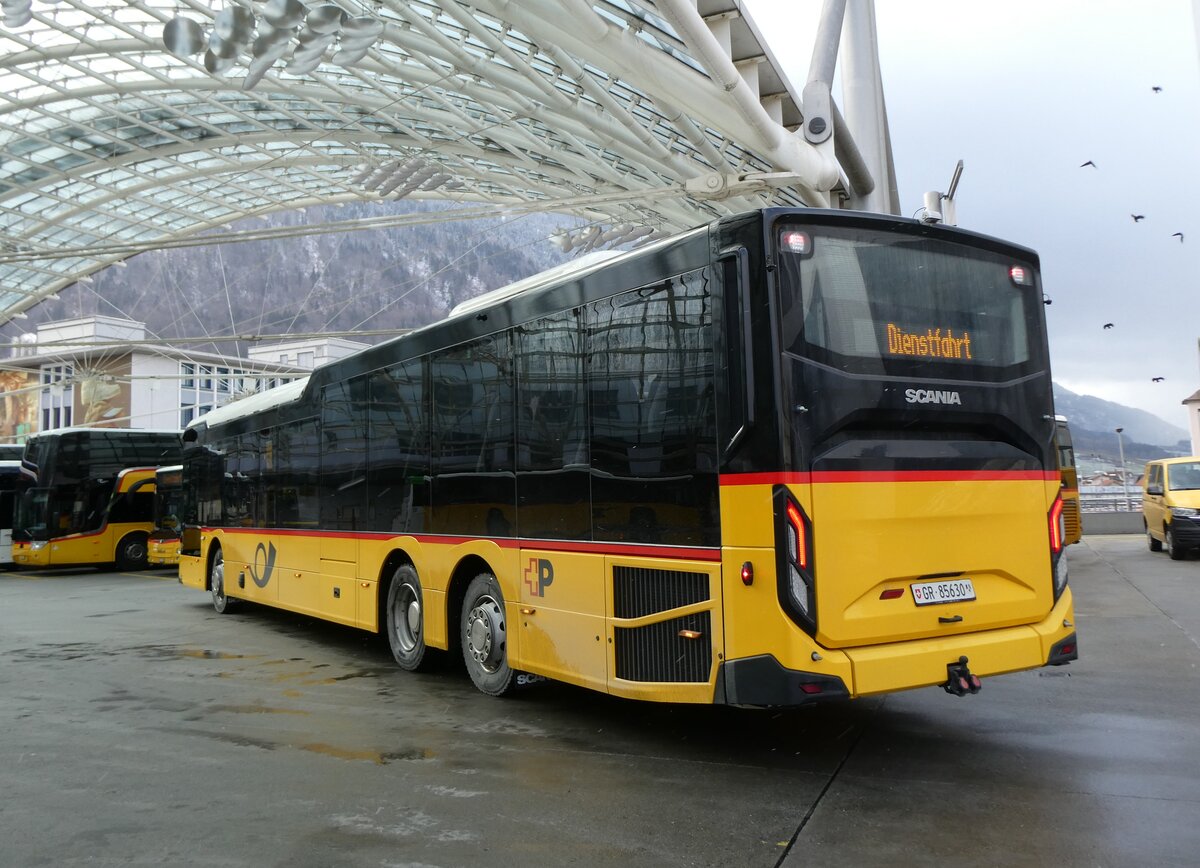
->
[1115,427,1131,511]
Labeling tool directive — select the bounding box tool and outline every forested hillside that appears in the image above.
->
[6,201,576,351]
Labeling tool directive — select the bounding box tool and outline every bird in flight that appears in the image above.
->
[1103,323,1115,329]
[1080,160,1097,168]
[1152,377,1165,382]
[1152,86,1163,93]
[1173,232,1185,242]
[1131,214,1145,222]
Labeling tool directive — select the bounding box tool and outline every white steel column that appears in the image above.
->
[840,0,900,214]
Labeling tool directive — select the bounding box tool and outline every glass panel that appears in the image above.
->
[516,310,590,540]
[367,359,429,533]
[320,379,368,531]
[587,269,718,546]
[777,224,1039,378]
[430,334,515,537]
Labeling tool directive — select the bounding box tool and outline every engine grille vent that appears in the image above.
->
[1063,498,1082,540]
[614,612,711,683]
[613,566,708,619]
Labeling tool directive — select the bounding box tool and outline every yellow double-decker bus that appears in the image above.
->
[1054,416,1083,545]
[13,429,182,571]
[147,465,183,567]
[180,209,1077,704]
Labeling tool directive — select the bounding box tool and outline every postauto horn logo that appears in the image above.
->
[249,541,277,588]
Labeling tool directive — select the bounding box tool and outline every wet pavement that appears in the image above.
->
[0,535,1196,867]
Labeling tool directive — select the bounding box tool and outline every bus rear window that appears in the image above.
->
[776,224,1041,376]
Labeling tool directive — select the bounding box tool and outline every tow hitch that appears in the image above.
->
[943,656,982,697]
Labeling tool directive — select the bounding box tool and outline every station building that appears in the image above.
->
[0,315,367,442]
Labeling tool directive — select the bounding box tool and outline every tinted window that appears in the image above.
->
[516,310,590,540]
[321,379,368,531]
[777,224,1040,379]
[431,335,515,537]
[368,359,430,533]
[224,435,262,528]
[267,419,319,528]
[587,270,719,546]
[109,489,154,524]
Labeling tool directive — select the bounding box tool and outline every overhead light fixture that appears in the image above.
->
[163,5,385,87]
[1,0,32,29]
[551,223,664,254]
[163,16,206,57]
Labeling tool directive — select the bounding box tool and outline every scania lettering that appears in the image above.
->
[179,209,1076,706]
[905,389,963,405]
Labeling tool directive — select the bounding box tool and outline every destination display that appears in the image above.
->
[885,323,974,361]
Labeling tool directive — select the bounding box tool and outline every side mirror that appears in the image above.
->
[1147,484,1163,496]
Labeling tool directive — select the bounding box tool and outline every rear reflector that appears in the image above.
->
[799,683,823,695]
[880,588,905,600]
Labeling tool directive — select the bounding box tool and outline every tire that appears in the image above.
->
[386,564,431,671]
[1147,523,1163,552]
[210,547,235,613]
[1167,526,1187,560]
[115,533,149,571]
[460,572,514,696]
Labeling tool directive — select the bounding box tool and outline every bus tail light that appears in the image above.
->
[775,486,816,634]
[1049,494,1068,600]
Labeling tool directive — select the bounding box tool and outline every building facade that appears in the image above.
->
[0,316,367,442]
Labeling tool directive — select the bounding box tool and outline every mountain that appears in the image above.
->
[1053,383,1190,461]
[2,200,579,351]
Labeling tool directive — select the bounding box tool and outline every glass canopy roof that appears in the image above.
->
[0,0,873,323]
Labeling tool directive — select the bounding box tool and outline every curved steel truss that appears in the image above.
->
[0,0,892,323]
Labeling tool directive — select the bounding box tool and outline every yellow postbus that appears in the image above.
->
[0,450,25,569]
[180,209,1077,705]
[147,465,183,567]
[1054,416,1083,545]
[13,428,182,570]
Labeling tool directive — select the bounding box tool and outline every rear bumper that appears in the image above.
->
[718,587,1076,704]
[147,540,180,567]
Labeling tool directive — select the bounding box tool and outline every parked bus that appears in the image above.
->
[0,455,25,568]
[1054,416,1083,545]
[179,208,1077,705]
[148,464,183,567]
[13,429,182,570]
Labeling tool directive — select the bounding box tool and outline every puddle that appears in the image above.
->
[209,704,311,717]
[300,743,434,764]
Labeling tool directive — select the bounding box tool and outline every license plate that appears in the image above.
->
[911,578,976,606]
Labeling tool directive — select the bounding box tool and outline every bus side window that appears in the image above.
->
[719,249,753,453]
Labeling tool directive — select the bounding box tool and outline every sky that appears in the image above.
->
[743,0,1200,432]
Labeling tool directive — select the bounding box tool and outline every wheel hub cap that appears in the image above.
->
[467,599,504,671]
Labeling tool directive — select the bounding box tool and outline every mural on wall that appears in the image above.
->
[0,370,38,441]
[77,357,132,427]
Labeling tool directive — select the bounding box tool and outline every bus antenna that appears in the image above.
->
[919,160,964,226]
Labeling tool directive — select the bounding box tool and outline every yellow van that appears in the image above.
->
[1143,457,1200,559]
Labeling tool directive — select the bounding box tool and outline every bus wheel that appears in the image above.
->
[461,573,514,696]
[1147,522,1163,552]
[210,547,236,614]
[116,533,149,571]
[386,564,430,671]
[1167,526,1187,561]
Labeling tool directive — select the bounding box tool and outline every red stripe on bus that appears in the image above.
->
[205,527,721,562]
[720,470,1058,485]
